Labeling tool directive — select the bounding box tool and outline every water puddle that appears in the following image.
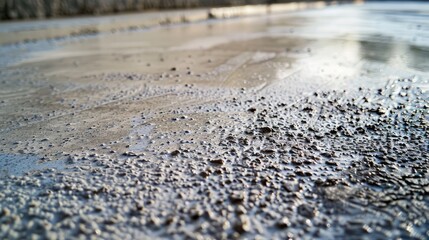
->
[0,153,66,177]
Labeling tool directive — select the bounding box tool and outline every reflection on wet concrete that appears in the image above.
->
[406,45,429,72]
[359,38,394,63]
[358,35,429,72]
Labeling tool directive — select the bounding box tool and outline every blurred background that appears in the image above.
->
[1,0,359,20]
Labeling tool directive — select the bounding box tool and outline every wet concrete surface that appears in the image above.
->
[0,2,428,239]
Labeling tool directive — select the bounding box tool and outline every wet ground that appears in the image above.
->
[0,2,428,239]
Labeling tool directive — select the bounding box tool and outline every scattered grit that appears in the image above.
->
[0,77,428,239]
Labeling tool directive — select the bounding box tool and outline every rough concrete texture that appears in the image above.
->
[0,2,428,240]
[0,0,347,20]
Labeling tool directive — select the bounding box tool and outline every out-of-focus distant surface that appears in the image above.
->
[0,0,354,20]
[0,1,353,45]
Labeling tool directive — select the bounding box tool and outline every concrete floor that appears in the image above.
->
[0,2,428,239]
